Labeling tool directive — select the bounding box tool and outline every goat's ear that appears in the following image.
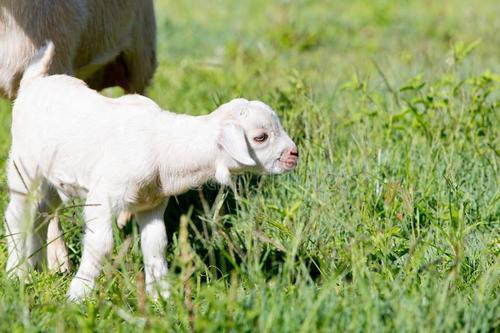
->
[218,123,256,166]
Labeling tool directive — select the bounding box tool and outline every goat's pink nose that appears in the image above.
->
[289,147,299,157]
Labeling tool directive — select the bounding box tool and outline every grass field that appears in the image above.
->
[0,0,499,331]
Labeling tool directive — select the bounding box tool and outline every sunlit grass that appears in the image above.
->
[0,0,498,331]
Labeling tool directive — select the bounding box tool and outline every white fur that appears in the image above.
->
[0,0,156,99]
[4,44,298,301]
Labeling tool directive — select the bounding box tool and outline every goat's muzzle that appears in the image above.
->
[279,146,299,171]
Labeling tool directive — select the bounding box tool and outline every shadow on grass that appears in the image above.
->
[119,176,321,282]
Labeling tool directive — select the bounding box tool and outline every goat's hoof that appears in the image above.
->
[147,280,170,300]
[6,258,32,283]
[67,278,94,302]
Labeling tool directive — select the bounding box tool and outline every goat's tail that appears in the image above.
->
[20,40,55,87]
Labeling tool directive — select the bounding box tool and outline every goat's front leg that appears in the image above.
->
[67,195,113,301]
[136,202,169,300]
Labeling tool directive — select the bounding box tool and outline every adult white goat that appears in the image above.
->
[0,0,156,99]
[5,42,299,301]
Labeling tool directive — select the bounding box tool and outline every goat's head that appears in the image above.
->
[215,98,298,175]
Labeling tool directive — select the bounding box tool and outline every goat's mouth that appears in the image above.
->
[277,156,298,171]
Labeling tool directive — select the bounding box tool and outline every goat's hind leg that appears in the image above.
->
[5,191,33,280]
[46,215,70,273]
[4,159,40,280]
[40,184,70,273]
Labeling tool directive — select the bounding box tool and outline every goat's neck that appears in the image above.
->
[155,112,225,195]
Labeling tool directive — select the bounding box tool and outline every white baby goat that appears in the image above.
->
[4,42,299,301]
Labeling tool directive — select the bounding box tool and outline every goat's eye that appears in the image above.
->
[253,133,268,143]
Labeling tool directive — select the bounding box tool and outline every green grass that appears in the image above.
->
[1,0,499,331]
